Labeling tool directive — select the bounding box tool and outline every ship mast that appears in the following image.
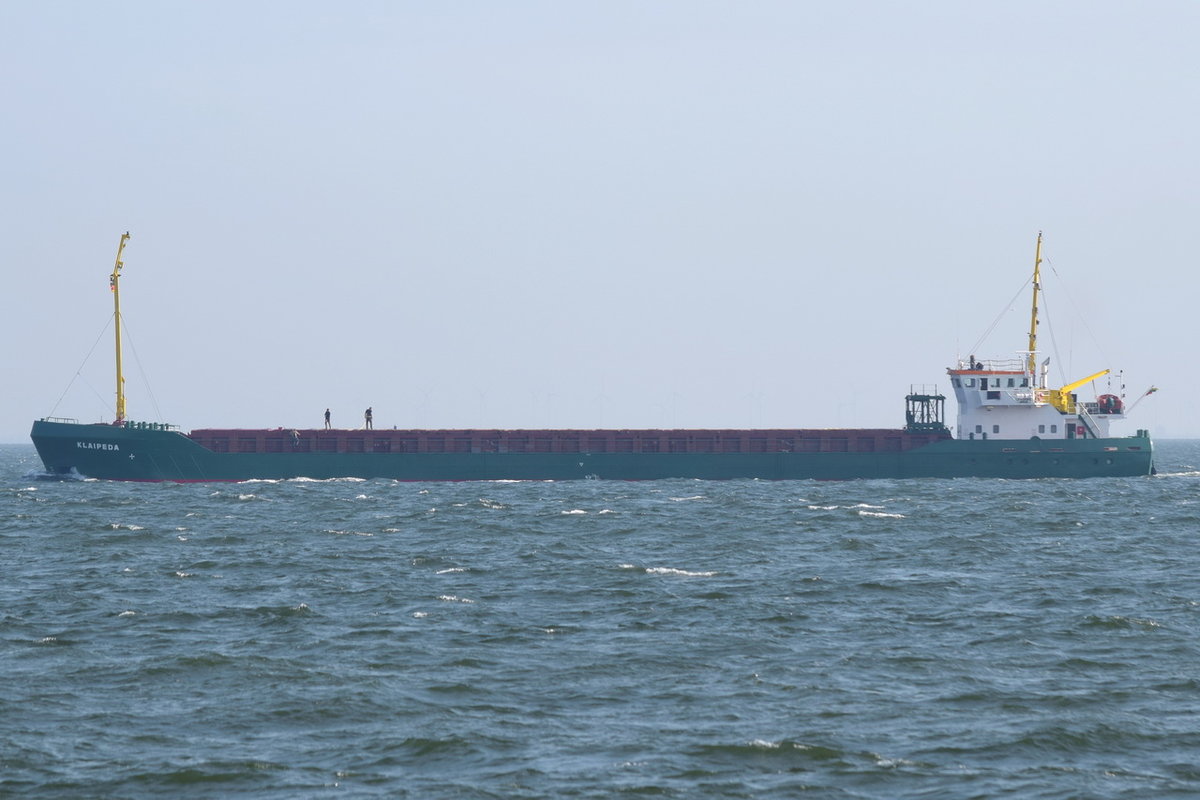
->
[1027,231,1043,378]
[109,232,130,425]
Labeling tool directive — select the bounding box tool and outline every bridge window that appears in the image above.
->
[993,425,1000,434]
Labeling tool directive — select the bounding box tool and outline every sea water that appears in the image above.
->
[2,441,1198,799]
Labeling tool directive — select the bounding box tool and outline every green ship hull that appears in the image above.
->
[30,419,1154,482]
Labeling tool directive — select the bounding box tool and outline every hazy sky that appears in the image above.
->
[4,1,1197,443]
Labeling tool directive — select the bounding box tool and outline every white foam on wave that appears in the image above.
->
[669,495,706,502]
[436,567,466,574]
[858,510,905,519]
[807,505,839,511]
[748,739,782,749]
[437,595,474,603]
[25,468,87,482]
[289,476,366,483]
[871,753,916,768]
[644,566,718,577]
[561,509,587,515]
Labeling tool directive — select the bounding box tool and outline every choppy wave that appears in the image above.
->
[3,441,1200,798]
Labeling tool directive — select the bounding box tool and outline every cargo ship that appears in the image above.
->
[30,234,1155,482]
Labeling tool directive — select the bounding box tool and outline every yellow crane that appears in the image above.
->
[1026,234,1111,414]
[1044,369,1111,414]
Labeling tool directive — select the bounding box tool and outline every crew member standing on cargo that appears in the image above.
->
[364,407,373,429]
[324,408,331,429]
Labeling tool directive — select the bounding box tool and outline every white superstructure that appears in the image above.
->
[948,357,1124,441]
[946,233,1127,442]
